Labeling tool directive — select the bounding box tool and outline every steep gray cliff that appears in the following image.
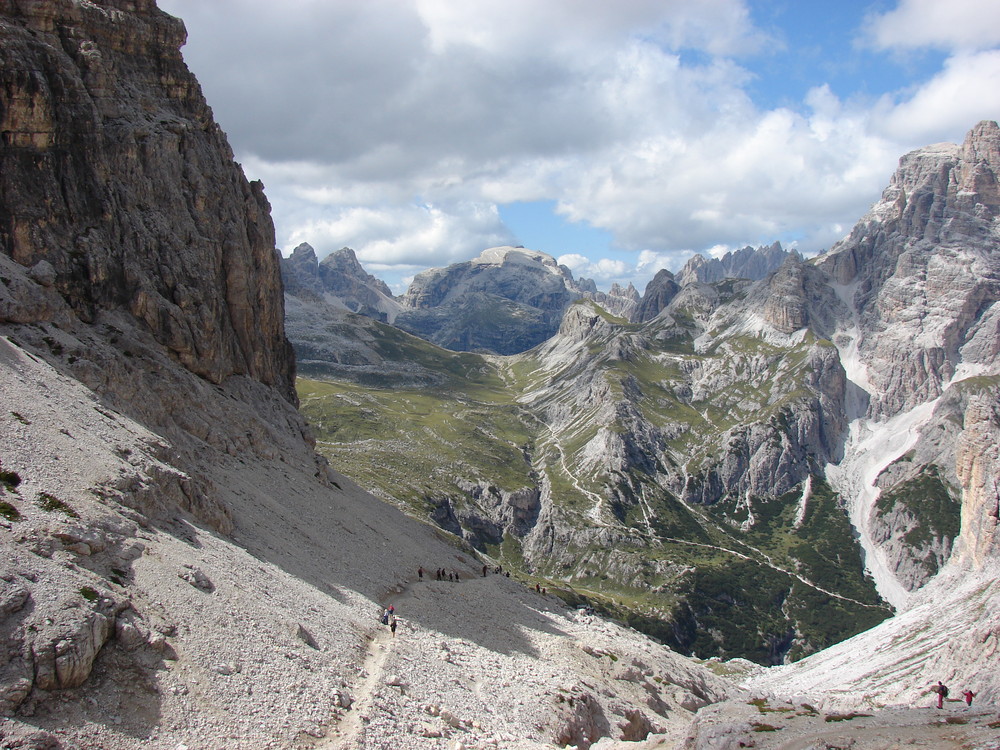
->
[817,121,1000,418]
[0,0,325,722]
[0,0,295,403]
[815,121,1000,592]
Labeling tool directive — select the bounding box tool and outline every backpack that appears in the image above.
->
[941,685,949,697]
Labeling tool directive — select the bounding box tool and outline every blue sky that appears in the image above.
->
[159,0,1000,293]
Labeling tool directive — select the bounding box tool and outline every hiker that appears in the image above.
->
[962,689,975,706]
[390,616,397,637]
[535,583,540,593]
[380,608,390,625]
[454,571,460,581]
[388,604,394,616]
[418,566,423,580]
[482,565,488,577]
[934,681,949,709]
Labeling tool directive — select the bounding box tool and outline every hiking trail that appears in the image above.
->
[320,581,414,750]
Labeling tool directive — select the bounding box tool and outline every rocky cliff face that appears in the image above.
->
[0,0,295,403]
[0,0,317,726]
[810,122,1000,597]
[635,269,681,322]
[817,122,1000,419]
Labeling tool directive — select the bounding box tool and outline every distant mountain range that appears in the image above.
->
[286,122,1000,665]
[282,240,796,355]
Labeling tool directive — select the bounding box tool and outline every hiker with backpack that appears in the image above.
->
[933,681,949,709]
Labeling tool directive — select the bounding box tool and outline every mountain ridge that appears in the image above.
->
[283,242,795,355]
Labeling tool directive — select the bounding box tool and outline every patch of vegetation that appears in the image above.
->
[824,712,872,722]
[10,412,29,425]
[79,586,99,602]
[748,700,793,714]
[0,469,22,492]
[109,567,130,587]
[37,492,79,518]
[0,500,21,522]
[751,722,781,732]
[874,466,960,553]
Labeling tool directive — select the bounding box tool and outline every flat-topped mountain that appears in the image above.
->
[392,245,585,354]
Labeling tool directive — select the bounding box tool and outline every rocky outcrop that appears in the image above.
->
[0,0,324,718]
[635,269,681,323]
[584,282,641,321]
[955,388,1000,567]
[281,243,399,322]
[743,255,849,339]
[0,0,295,403]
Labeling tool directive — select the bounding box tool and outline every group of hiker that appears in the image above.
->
[419,566,464,582]
[932,682,975,709]
[379,605,397,636]
[379,561,551,638]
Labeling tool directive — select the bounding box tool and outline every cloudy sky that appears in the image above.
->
[157,0,1000,293]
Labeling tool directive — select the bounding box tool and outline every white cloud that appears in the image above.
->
[637,250,681,273]
[414,0,766,58]
[877,51,1000,142]
[557,254,591,273]
[554,101,900,256]
[865,0,1000,52]
[160,0,998,294]
[281,201,514,270]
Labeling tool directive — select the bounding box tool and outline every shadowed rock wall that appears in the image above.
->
[0,0,295,402]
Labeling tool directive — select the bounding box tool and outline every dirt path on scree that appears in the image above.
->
[319,582,414,750]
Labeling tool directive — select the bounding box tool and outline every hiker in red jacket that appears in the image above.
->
[962,689,975,706]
